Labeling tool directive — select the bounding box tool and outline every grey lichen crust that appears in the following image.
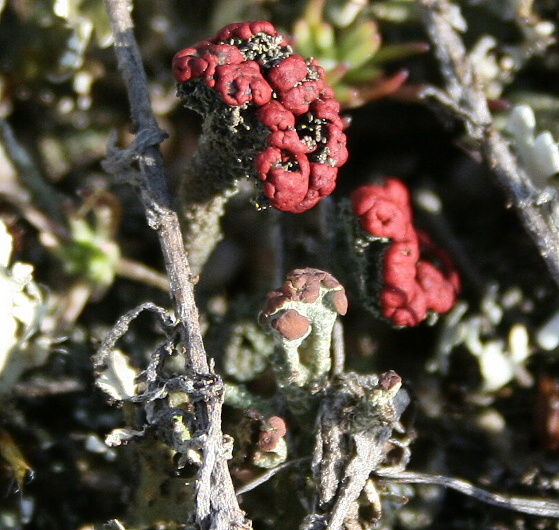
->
[177,81,270,191]
[93,302,235,526]
[306,371,411,530]
[257,268,413,528]
[232,32,292,64]
[177,81,270,274]
[335,198,391,321]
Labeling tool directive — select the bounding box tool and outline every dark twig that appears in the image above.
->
[419,0,559,287]
[101,1,248,527]
[0,117,66,227]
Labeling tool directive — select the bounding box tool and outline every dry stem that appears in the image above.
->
[419,0,559,288]
[102,0,248,527]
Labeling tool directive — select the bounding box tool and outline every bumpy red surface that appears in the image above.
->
[173,22,347,213]
[351,179,460,326]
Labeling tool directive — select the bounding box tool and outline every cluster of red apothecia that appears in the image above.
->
[172,21,348,213]
[351,179,460,326]
[173,23,460,326]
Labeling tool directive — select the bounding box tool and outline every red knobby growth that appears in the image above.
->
[351,178,460,326]
[215,21,285,43]
[173,21,347,213]
[173,43,245,88]
[379,370,402,391]
[214,62,273,106]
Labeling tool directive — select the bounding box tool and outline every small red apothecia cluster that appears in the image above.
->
[172,21,348,213]
[351,178,460,326]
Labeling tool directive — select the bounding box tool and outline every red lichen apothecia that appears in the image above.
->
[173,21,348,213]
[350,178,460,326]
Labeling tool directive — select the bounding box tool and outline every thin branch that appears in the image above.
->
[381,470,559,518]
[101,0,248,527]
[0,116,66,227]
[114,257,169,291]
[101,2,206,373]
[235,457,311,496]
[419,0,559,288]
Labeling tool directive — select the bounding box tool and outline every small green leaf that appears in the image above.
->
[293,19,315,58]
[338,21,381,69]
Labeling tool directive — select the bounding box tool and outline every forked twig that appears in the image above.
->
[101,0,248,527]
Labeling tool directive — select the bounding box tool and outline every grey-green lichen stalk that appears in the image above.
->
[259,268,348,414]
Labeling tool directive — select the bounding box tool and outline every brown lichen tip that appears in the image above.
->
[379,370,402,392]
[257,416,287,452]
[259,268,348,340]
[282,268,348,315]
[271,309,310,341]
